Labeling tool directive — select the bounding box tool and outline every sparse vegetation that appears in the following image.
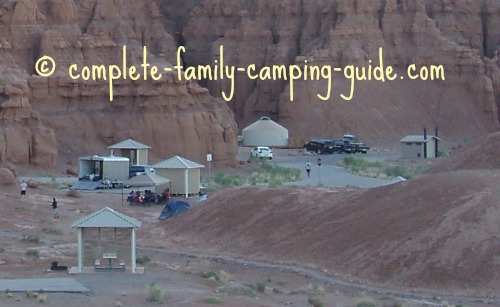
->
[211,160,300,189]
[341,156,427,179]
[136,255,151,265]
[357,299,376,307]
[37,293,48,303]
[256,282,266,293]
[216,284,259,299]
[42,227,63,235]
[292,283,325,296]
[25,233,41,243]
[26,249,39,258]
[146,282,163,303]
[200,271,221,282]
[202,296,225,304]
[308,297,324,307]
[276,280,287,286]
[213,172,246,187]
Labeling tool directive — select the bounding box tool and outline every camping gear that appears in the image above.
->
[158,200,190,220]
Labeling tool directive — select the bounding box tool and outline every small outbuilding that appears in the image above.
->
[71,207,142,273]
[108,139,151,165]
[78,155,130,181]
[400,135,441,159]
[242,116,288,147]
[153,156,204,198]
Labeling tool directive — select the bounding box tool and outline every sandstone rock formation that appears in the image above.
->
[0,0,238,168]
[0,167,16,186]
[1,0,499,168]
[180,0,500,146]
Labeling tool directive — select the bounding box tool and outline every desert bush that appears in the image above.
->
[216,284,258,299]
[357,299,376,307]
[384,165,405,177]
[308,297,324,307]
[200,271,220,282]
[25,233,41,243]
[295,283,324,295]
[26,249,39,258]
[136,255,151,265]
[146,282,163,303]
[256,282,266,293]
[37,293,47,303]
[202,296,225,304]
[42,227,63,235]
[213,172,245,187]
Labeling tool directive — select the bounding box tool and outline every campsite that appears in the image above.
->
[1,134,500,306]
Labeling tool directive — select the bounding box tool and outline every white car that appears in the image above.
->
[251,146,273,159]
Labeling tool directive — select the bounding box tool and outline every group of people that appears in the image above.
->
[127,188,172,205]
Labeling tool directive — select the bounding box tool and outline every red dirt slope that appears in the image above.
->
[427,131,500,173]
[162,171,500,295]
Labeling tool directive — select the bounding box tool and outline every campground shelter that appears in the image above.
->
[108,138,151,165]
[242,116,288,147]
[400,135,441,159]
[153,156,204,197]
[71,207,142,273]
[78,155,129,181]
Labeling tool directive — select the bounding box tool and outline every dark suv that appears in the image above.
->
[303,139,338,154]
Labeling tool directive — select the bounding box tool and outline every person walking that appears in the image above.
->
[305,160,311,178]
[20,180,28,196]
[52,198,59,218]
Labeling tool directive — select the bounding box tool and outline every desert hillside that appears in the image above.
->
[154,136,500,294]
[1,0,499,168]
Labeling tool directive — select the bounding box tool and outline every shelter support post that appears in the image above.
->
[184,169,189,198]
[131,228,136,273]
[77,228,83,272]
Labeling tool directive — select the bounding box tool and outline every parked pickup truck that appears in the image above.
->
[343,134,370,154]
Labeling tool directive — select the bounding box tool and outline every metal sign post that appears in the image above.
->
[317,158,322,185]
[207,154,213,183]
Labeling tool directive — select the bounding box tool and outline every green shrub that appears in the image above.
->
[202,296,224,304]
[136,256,151,265]
[146,282,163,303]
[256,282,266,293]
[308,297,324,307]
[357,300,376,307]
[216,284,258,299]
[200,271,220,282]
[384,165,405,177]
[26,249,39,258]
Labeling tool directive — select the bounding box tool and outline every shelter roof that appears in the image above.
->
[153,156,204,169]
[71,207,142,228]
[108,138,151,150]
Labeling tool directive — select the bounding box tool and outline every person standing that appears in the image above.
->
[20,180,28,196]
[305,160,311,178]
[52,198,59,218]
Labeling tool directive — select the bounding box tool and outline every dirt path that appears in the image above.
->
[136,245,500,306]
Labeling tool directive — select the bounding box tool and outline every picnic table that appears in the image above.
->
[102,252,117,269]
[94,253,125,271]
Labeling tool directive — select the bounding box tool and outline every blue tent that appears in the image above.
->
[158,200,190,220]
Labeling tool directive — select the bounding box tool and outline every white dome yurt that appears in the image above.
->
[242,117,288,147]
